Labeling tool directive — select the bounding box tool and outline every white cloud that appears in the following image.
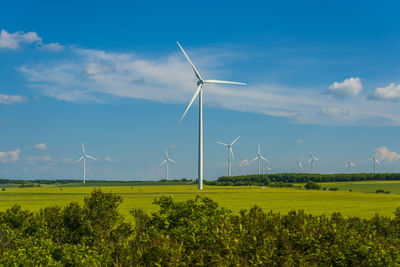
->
[37,42,64,52]
[0,94,27,105]
[296,139,303,144]
[370,83,400,100]
[376,147,400,163]
[327,77,362,97]
[170,144,177,149]
[28,155,52,165]
[0,29,41,50]
[32,143,47,150]
[0,149,20,163]
[18,47,400,126]
[320,107,349,117]
[104,156,114,162]
[0,29,63,51]
[62,158,73,163]
[83,62,112,75]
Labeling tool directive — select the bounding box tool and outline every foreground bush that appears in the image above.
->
[1,190,400,265]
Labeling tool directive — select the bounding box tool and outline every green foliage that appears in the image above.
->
[208,173,400,186]
[305,181,321,190]
[1,190,400,265]
[376,189,391,194]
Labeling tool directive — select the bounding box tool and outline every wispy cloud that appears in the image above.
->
[0,149,20,163]
[0,29,64,51]
[32,143,47,150]
[18,46,400,126]
[0,94,27,105]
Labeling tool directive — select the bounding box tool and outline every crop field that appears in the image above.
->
[1,181,400,219]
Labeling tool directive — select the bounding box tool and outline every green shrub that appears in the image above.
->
[305,181,321,190]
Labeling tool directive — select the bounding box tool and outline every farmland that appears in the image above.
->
[1,180,400,218]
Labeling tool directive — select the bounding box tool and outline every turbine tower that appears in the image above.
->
[307,150,320,174]
[237,154,249,175]
[297,158,303,173]
[217,136,240,176]
[250,145,269,175]
[160,148,177,180]
[76,143,96,184]
[344,158,355,172]
[367,152,379,174]
[177,42,246,190]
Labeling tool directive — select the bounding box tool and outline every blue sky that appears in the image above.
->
[1,0,400,180]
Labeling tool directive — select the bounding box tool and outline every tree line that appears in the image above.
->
[0,189,400,265]
[205,173,400,186]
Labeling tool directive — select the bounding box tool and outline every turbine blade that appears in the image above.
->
[76,156,84,162]
[250,157,258,163]
[166,148,168,158]
[376,159,380,164]
[261,156,269,163]
[176,42,203,81]
[169,158,178,164]
[81,143,85,155]
[230,136,240,146]
[86,155,96,160]
[230,147,234,160]
[258,144,260,155]
[180,84,202,121]
[313,157,320,161]
[216,141,229,146]
[203,79,246,85]
[307,158,312,163]
[160,159,167,166]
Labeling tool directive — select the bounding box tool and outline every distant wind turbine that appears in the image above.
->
[237,154,250,175]
[177,42,246,190]
[297,157,304,173]
[250,145,269,175]
[367,152,379,174]
[307,150,320,174]
[160,148,177,180]
[76,143,96,184]
[217,136,240,176]
[344,158,355,172]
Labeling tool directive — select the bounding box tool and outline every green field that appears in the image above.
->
[1,181,400,219]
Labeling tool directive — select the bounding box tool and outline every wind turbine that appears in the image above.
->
[307,150,320,174]
[237,154,249,175]
[344,158,355,172]
[177,42,246,190]
[367,152,379,174]
[76,143,96,184]
[217,136,240,176]
[160,148,177,180]
[250,145,269,175]
[297,157,304,173]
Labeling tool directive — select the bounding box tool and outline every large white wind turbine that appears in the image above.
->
[307,150,320,174]
[177,42,246,190]
[367,152,379,174]
[237,154,250,175]
[160,148,177,180]
[76,143,96,184]
[250,145,269,175]
[217,136,240,176]
[344,158,355,172]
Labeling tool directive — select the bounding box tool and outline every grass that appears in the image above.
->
[1,181,400,220]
